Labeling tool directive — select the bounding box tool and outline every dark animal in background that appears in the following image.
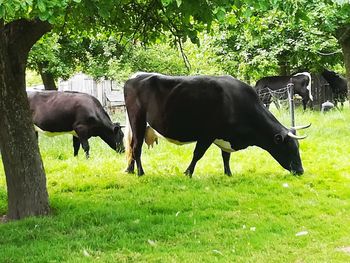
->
[124,72,309,177]
[27,91,125,158]
[255,72,312,110]
[321,69,348,109]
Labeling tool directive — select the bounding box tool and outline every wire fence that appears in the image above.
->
[257,86,290,103]
[257,84,296,127]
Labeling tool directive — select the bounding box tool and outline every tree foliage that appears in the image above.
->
[213,1,345,83]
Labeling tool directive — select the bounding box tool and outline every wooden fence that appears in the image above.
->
[310,73,333,110]
[58,73,125,114]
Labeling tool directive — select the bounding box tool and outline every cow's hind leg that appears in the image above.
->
[126,159,135,173]
[185,139,213,177]
[124,113,135,173]
[126,107,147,176]
[73,136,80,156]
[132,120,146,176]
[221,150,232,176]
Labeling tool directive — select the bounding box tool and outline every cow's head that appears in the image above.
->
[267,124,310,175]
[113,122,125,153]
[322,68,337,79]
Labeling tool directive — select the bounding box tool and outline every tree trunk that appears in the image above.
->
[337,26,350,103]
[278,60,290,76]
[277,53,291,76]
[38,62,57,90]
[0,19,51,220]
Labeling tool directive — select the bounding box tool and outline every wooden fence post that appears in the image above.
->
[287,82,295,128]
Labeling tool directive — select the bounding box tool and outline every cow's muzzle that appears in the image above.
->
[290,162,304,175]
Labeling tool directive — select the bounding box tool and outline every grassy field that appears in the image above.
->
[0,106,350,262]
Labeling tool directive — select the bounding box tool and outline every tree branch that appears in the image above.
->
[4,18,52,58]
[121,0,157,50]
[159,5,191,72]
[315,50,342,56]
[176,36,191,71]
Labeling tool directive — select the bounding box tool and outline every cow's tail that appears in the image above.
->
[295,72,313,101]
[124,109,133,168]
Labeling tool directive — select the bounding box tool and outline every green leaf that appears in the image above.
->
[215,7,226,22]
[161,0,172,7]
[176,0,182,7]
[37,0,46,13]
[38,11,49,21]
[0,5,4,18]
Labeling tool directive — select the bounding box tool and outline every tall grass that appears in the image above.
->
[0,107,350,262]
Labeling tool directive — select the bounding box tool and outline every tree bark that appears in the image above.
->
[38,62,57,90]
[0,19,52,220]
[278,58,290,76]
[336,25,350,103]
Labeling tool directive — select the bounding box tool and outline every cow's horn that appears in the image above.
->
[291,123,311,130]
[287,131,307,140]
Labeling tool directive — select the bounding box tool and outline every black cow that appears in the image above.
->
[27,90,125,158]
[321,69,348,109]
[255,73,312,110]
[124,72,309,177]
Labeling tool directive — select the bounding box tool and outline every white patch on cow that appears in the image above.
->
[214,139,235,152]
[294,72,313,101]
[34,125,77,137]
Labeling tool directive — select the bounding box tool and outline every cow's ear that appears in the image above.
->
[274,133,284,144]
[115,122,125,129]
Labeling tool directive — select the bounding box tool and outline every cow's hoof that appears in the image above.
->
[137,171,145,177]
[125,168,135,174]
[184,170,193,178]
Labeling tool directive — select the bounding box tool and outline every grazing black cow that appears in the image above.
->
[255,73,312,110]
[124,72,309,177]
[321,69,348,109]
[27,90,125,158]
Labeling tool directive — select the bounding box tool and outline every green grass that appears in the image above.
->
[1,107,350,262]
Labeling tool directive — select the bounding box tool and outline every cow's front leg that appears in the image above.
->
[74,126,90,159]
[80,139,90,159]
[221,150,232,176]
[73,136,80,156]
[185,139,213,177]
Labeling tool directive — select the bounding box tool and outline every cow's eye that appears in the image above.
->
[274,134,284,144]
